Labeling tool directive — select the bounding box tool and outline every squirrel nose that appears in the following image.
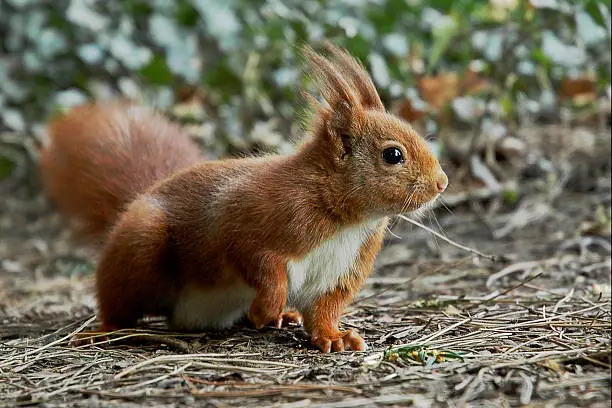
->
[435,171,448,193]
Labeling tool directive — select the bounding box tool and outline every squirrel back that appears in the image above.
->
[39,101,202,243]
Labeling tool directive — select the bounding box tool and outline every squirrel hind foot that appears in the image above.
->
[311,329,367,353]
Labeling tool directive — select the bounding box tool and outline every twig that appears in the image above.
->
[122,362,193,390]
[354,256,472,304]
[185,379,362,397]
[477,272,544,304]
[486,260,542,288]
[74,332,194,353]
[398,214,497,261]
[409,317,472,345]
[115,354,298,379]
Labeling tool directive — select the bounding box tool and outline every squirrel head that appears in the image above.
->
[302,44,448,217]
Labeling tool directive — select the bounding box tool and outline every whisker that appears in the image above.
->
[430,206,448,238]
[404,190,416,214]
[401,190,412,212]
[439,197,454,215]
[385,225,403,239]
[388,213,402,231]
[391,191,409,229]
[426,210,440,250]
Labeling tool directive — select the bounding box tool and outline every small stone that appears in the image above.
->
[2,109,26,132]
[497,136,526,157]
[2,260,22,273]
[86,394,100,408]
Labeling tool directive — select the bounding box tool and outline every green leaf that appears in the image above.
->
[344,35,373,62]
[503,188,520,205]
[203,58,242,101]
[175,1,199,26]
[0,155,16,180]
[500,92,515,118]
[139,55,174,85]
[122,0,153,16]
[584,0,611,29]
[426,0,457,13]
[427,15,459,73]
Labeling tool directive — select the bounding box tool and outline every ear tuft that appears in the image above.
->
[301,45,360,113]
[324,42,385,112]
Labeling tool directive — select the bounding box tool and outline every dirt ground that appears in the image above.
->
[0,125,610,408]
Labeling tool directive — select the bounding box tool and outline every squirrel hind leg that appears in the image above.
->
[95,196,175,332]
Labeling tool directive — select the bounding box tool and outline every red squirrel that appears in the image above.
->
[39,45,448,353]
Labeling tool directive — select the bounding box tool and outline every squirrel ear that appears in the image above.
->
[340,132,353,160]
[328,101,361,160]
[328,100,353,132]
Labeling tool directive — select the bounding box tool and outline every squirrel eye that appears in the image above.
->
[382,147,404,165]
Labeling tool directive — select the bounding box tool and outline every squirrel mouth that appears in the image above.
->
[397,198,439,218]
[408,193,441,213]
[420,197,439,210]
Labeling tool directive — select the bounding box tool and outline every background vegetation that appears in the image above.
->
[0,0,610,165]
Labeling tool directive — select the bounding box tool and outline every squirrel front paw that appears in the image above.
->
[275,311,303,328]
[311,329,367,353]
[248,297,285,329]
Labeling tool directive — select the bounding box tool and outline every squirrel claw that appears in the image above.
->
[311,329,367,353]
[275,311,303,328]
[248,300,283,329]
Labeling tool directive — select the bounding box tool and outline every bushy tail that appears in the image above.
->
[39,101,202,244]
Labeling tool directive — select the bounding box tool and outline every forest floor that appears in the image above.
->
[0,124,610,408]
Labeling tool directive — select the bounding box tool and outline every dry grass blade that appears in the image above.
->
[355,256,472,304]
[411,317,471,345]
[115,354,300,379]
[0,315,96,370]
[189,383,362,398]
[185,377,361,394]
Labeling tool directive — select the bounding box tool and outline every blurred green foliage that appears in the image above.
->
[0,0,610,156]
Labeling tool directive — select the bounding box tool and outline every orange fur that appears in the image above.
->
[39,45,448,352]
[39,102,202,244]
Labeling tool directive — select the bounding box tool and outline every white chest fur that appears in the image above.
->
[287,219,381,310]
[171,219,381,330]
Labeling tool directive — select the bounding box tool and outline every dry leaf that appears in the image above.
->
[537,358,566,375]
[559,76,597,104]
[461,68,491,95]
[418,72,459,111]
[397,99,427,122]
[444,304,462,316]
